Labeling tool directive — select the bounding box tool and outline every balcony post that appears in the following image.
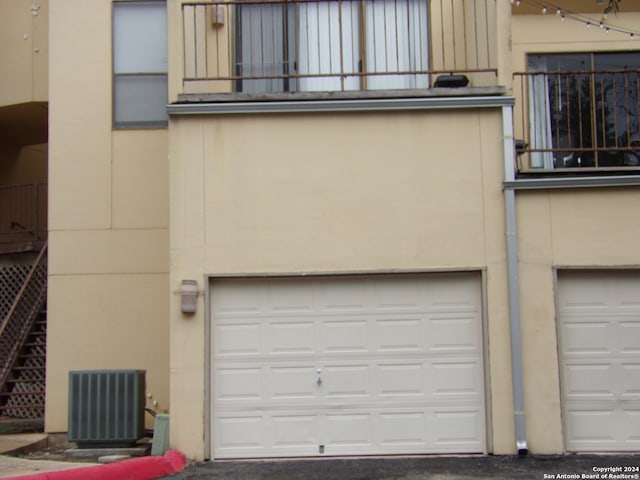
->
[496,0,513,92]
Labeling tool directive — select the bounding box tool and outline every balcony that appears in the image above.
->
[0,184,47,254]
[514,66,640,175]
[178,0,501,102]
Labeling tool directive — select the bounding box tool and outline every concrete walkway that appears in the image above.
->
[0,433,96,478]
[0,455,98,479]
[0,433,47,455]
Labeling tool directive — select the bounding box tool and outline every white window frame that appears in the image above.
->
[113,0,168,128]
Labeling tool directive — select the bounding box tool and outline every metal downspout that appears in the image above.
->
[502,105,528,455]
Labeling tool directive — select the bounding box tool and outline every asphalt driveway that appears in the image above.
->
[162,454,640,480]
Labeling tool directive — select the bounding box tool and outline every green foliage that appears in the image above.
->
[604,0,621,15]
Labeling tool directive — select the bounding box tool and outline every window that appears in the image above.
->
[113,1,168,128]
[527,52,640,169]
[235,0,429,93]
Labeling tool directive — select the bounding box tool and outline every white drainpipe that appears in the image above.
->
[502,105,528,455]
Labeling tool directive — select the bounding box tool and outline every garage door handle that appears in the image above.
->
[316,368,322,385]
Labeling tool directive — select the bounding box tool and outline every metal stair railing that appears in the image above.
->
[0,241,48,393]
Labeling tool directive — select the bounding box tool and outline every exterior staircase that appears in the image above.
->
[0,243,47,419]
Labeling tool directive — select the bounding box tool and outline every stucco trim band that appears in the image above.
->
[504,175,640,190]
[167,96,515,116]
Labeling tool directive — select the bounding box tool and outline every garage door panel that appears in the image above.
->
[432,408,484,449]
[558,277,610,311]
[378,411,428,447]
[371,279,423,311]
[211,274,485,458]
[212,281,266,315]
[318,279,370,312]
[565,409,617,450]
[377,363,425,397]
[564,364,616,399]
[215,323,262,357]
[271,366,320,400]
[374,318,423,352]
[324,413,373,448]
[420,277,479,311]
[432,361,483,397]
[623,411,640,444]
[269,321,316,355]
[216,416,264,453]
[266,281,317,313]
[620,322,640,354]
[321,319,369,353]
[216,367,264,401]
[323,365,370,398]
[614,279,640,308]
[272,414,319,449]
[429,315,480,352]
[621,364,640,397]
[562,322,614,355]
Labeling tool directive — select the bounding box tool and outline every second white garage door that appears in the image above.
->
[558,271,640,452]
[210,273,486,458]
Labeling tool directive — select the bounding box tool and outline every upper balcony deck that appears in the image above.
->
[176,0,505,102]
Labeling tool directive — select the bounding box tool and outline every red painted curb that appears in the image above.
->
[6,450,187,480]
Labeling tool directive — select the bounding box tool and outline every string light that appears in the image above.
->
[515,0,640,40]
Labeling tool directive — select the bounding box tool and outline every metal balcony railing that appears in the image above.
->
[514,69,640,172]
[0,184,48,245]
[180,0,499,97]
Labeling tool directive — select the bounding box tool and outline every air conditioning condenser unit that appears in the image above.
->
[68,369,146,448]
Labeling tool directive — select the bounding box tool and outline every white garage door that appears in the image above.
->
[558,271,640,452]
[210,273,486,459]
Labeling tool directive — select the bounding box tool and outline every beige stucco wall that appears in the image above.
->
[168,108,518,458]
[0,0,48,107]
[46,0,170,432]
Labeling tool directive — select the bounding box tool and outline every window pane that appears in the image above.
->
[298,1,360,92]
[366,0,429,90]
[528,54,594,167]
[236,3,293,93]
[114,75,168,127]
[593,52,640,163]
[114,1,167,74]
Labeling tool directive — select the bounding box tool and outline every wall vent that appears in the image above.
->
[68,370,146,448]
